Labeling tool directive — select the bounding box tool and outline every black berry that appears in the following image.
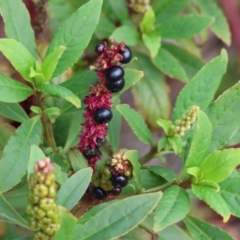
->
[106,78,125,93]
[92,187,106,200]
[108,187,122,196]
[105,66,124,83]
[83,147,101,158]
[95,43,105,55]
[93,107,113,124]
[119,46,132,64]
[96,138,106,148]
[111,175,128,188]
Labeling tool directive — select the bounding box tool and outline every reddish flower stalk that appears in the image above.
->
[78,40,126,168]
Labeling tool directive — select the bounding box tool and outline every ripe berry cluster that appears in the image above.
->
[78,41,132,168]
[91,152,133,200]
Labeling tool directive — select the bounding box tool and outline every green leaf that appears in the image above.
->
[68,149,88,172]
[116,104,153,144]
[43,107,61,116]
[153,48,189,83]
[0,39,35,81]
[42,46,66,81]
[199,149,240,183]
[52,206,77,240]
[205,81,240,152]
[95,16,115,39]
[53,163,68,186]
[28,145,45,180]
[185,111,212,168]
[37,84,80,108]
[0,117,42,193]
[124,150,142,190]
[74,192,162,240]
[0,102,28,123]
[148,166,176,182]
[153,0,189,25]
[168,135,183,155]
[140,6,155,33]
[156,15,213,40]
[220,177,240,217]
[108,0,128,23]
[0,194,29,228]
[198,0,231,46]
[162,44,205,79]
[0,73,33,103]
[192,184,230,221]
[122,227,152,240]
[46,0,103,77]
[159,224,192,240]
[173,49,228,121]
[0,0,36,57]
[154,186,190,232]
[110,25,140,46]
[184,216,234,240]
[130,53,171,130]
[30,106,42,114]
[142,32,161,58]
[108,97,121,151]
[156,119,173,135]
[56,168,92,211]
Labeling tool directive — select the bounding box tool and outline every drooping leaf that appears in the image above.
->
[184,216,234,240]
[37,84,80,108]
[0,194,29,228]
[192,185,231,222]
[42,46,66,81]
[142,32,161,58]
[0,39,35,81]
[0,102,28,122]
[199,149,240,183]
[56,168,92,211]
[156,15,213,40]
[205,81,240,152]
[68,149,88,172]
[130,53,171,130]
[116,104,153,144]
[154,186,190,232]
[46,0,103,77]
[173,49,228,121]
[74,192,162,240]
[124,150,142,190]
[0,73,33,103]
[148,166,176,183]
[198,0,231,46]
[0,117,42,193]
[162,44,204,79]
[52,206,77,240]
[185,111,212,167]
[0,0,36,57]
[153,48,189,83]
[110,25,140,46]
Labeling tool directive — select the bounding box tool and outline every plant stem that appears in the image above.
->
[36,92,58,152]
[139,145,158,165]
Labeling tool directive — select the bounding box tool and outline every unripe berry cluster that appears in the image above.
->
[91,152,133,200]
[26,158,59,240]
[78,40,132,168]
[174,106,199,136]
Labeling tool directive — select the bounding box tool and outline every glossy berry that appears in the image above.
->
[108,187,122,196]
[105,66,124,83]
[84,147,101,158]
[93,107,113,124]
[106,78,125,93]
[119,46,132,64]
[95,43,105,55]
[92,187,106,200]
[111,175,128,188]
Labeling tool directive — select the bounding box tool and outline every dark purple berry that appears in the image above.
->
[92,187,106,200]
[111,175,128,188]
[106,78,125,93]
[93,107,113,124]
[95,43,105,55]
[108,187,122,196]
[119,46,132,64]
[105,66,124,83]
[96,138,106,148]
[84,147,101,158]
